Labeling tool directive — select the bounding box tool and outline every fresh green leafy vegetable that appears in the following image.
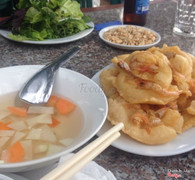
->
[1,0,92,41]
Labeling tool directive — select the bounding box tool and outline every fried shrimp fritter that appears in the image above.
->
[99,45,195,145]
[114,70,180,105]
[99,67,119,98]
[107,97,179,145]
[112,50,172,88]
[157,45,194,95]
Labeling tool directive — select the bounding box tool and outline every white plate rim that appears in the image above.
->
[99,25,161,50]
[92,64,195,157]
[0,22,94,45]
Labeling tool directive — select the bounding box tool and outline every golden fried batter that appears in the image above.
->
[99,45,195,145]
[114,70,180,105]
[99,67,119,98]
[112,50,172,88]
[107,98,177,145]
[158,45,194,95]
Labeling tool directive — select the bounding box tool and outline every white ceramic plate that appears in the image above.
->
[0,65,107,172]
[0,22,94,45]
[99,25,161,50]
[0,173,28,180]
[92,64,195,157]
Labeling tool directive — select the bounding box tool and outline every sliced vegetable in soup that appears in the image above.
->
[0,93,84,163]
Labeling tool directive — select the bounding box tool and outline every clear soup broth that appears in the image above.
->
[0,92,84,163]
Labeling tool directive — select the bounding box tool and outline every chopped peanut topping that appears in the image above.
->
[103,25,157,46]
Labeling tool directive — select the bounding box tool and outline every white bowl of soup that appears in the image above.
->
[0,65,108,172]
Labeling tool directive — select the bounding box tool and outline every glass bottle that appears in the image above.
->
[123,0,150,26]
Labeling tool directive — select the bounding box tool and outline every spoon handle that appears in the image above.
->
[45,46,80,72]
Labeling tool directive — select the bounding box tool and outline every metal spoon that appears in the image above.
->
[17,46,80,105]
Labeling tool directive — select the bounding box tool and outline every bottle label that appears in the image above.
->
[135,0,149,15]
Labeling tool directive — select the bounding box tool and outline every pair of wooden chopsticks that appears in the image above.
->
[41,122,124,180]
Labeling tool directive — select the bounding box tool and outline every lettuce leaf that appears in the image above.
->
[5,0,92,41]
[24,7,42,24]
[55,0,83,19]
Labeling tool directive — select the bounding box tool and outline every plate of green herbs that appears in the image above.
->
[0,0,94,44]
